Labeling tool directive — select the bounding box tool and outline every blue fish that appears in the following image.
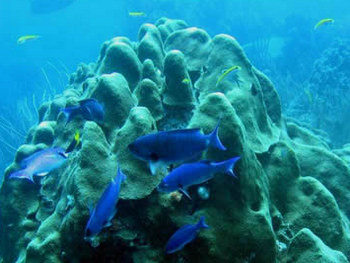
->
[61,98,104,124]
[158,157,240,198]
[84,166,126,240]
[9,147,67,182]
[128,122,226,174]
[165,216,209,254]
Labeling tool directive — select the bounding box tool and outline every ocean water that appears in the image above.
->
[0,0,350,262]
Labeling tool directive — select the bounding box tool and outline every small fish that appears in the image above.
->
[128,121,227,175]
[9,148,67,182]
[17,35,40,45]
[61,98,104,124]
[314,18,334,30]
[158,157,240,199]
[65,130,81,153]
[216,65,242,86]
[182,78,191,84]
[165,216,209,254]
[128,12,146,17]
[84,166,126,240]
[304,88,313,104]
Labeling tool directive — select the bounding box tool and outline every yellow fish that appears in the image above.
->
[304,88,313,104]
[314,18,334,30]
[182,78,191,84]
[216,65,242,86]
[17,35,41,45]
[65,130,81,154]
[128,12,146,17]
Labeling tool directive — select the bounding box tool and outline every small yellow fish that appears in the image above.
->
[314,18,334,30]
[128,12,146,17]
[65,130,81,154]
[17,35,41,45]
[182,78,191,84]
[216,65,242,86]
[304,88,313,104]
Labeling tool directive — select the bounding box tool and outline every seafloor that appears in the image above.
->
[1,18,350,263]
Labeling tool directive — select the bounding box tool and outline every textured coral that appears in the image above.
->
[287,40,350,147]
[1,18,350,263]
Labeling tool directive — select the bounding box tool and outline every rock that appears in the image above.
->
[164,27,211,72]
[155,17,188,42]
[134,79,164,121]
[86,73,137,136]
[97,38,142,91]
[138,24,164,70]
[286,228,349,263]
[163,50,195,108]
[32,121,56,145]
[141,59,163,88]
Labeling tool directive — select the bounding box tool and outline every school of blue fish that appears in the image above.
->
[9,98,240,254]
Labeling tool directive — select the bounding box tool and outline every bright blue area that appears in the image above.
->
[0,0,349,174]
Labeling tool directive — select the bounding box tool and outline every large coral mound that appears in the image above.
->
[1,18,350,263]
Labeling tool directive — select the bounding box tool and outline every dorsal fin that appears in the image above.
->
[162,128,201,135]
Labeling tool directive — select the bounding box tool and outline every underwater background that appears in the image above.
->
[1,0,350,262]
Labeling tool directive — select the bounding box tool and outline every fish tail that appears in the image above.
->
[208,120,226,151]
[116,166,127,183]
[197,216,209,229]
[60,106,78,124]
[216,156,240,177]
[9,169,34,183]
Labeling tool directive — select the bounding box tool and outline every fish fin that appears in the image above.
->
[65,139,76,154]
[115,166,127,183]
[103,220,113,228]
[79,98,97,105]
[178,185,192,200]
[197,216,209,229]
[9,169,34,183]
[60,106,78,124]
[88,201,94,215]
[216,157,240,177]
[208,120,226,151]
[149,160,166,175]
[35,172,49,176]
[104,208,117,227]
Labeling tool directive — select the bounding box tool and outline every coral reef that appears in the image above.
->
[286,39,350,147]
[1,18,350,263]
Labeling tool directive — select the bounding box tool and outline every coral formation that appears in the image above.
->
[1,18,350,263]
[286,40,350,147]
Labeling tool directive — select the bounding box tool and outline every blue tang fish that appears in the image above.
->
[84,166,126,240]
[158,157,240,198]
[165,216,209,254]
[128,122,226,174]
[9,147,67,183]
[61,98,104,124]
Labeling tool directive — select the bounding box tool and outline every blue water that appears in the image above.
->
[0,0,349,173]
